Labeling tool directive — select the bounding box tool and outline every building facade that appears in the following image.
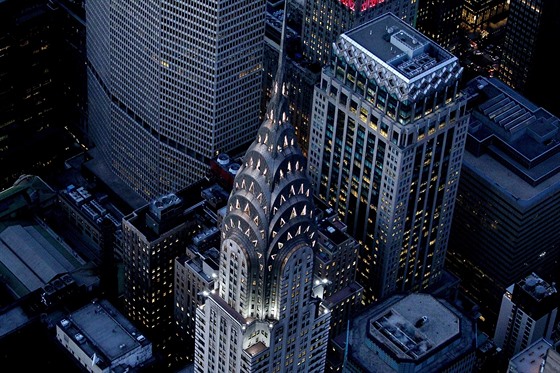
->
[85,0,266,201]
[173,248,219,366]
[460,0,508,35]
[121,180,227,364]
[194,28,330,371]
[312,207,364,372]
[307,13,468,304]
[302,0,418,67]
[122,192,192,351]
[171,182,229,367]
[446,76,560,331]
[494,273,558,358]
[0,0,80,190]
[416,0,463,53]
[58,184,124,263]
[498,0,560,118]
[56,299,152,372]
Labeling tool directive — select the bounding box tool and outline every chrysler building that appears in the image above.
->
[193,10,331,373]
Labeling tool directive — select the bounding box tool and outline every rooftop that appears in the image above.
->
[324,282,363,306]
[509,338,552,373]
[61,299,150,366]
[0,178,86,299]
[125,179,227,241]
[334,13,460,103]
[462,76,560,206]
[246,341,267,357]
[368,293,459,360]
[517,273,557,302]
[335,293,476,371]
[317,217,350,246]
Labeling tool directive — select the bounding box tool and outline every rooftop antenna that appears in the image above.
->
[266,0,289,127]
[260,0,293,161]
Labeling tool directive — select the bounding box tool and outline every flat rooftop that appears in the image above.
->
[343,13,455,82]
[509,338,552,373]
[125,180,227,241]
[63,299,149,364]
[318,218,350,246]
[462,76,560,205]
[368,293,459,360]
[336,293,475,371]
[517,273,556,302]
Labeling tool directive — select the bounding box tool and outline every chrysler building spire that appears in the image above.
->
[194,3,331,372]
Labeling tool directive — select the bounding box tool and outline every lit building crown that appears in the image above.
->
[219,13,316,321]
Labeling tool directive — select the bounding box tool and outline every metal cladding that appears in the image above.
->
[333,15,463,103]
[220,50,316,319]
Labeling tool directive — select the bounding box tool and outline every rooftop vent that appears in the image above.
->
[415,315,429,327]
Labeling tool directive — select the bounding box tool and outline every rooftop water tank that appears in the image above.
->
[229,163,241,175]
[217,153,230,166]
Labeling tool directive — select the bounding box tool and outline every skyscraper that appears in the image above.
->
[307,13,468,304]
[416,0,463,52]
[494,272,558,358]
[122,192,194,350]
[460,0,509,35]
[86,0,266,201]
[121,179,227,365]
[446,76,560,331]
[498,0,560,117]
[194,16,331,372]
[0,0,81,190]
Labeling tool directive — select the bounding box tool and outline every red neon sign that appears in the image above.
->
[338,0,384,12]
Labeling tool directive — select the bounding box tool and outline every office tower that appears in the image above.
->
[302,0,418,67]
[171,184,229,367]
[314,209,363,335]
[85,0,266,202]
[416,0,463,52]
[494,273,558,358]
[264,1,417,161]
[58,184,124,262]
[498,0,560,118]
[446,76,560,331]
[122,192,191,352]
[330,293,477,372]
[307,13,468,304]
[48,0,88,142]
[0,0,80,190]
[121,179,226,362]
[174,248,219,366]
[312,207,364,373]
[460,0,509,35]
[193,19,331,372]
